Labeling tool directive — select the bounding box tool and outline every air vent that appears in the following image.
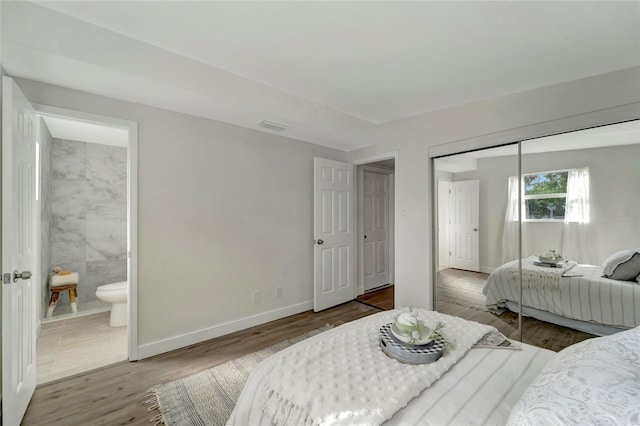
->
[259,120,289,132]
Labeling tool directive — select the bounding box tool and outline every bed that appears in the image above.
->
[228,309,640,425]
[483,256,640,335]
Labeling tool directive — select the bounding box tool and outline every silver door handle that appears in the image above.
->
[316,239,324,245]
[13,270,32,282]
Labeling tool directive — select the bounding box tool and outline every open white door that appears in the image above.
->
[449,179,480,272]
[2,77,38,424]
[314,158,355,311]
[363,171,389,291]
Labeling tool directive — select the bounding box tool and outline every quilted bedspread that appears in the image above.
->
[228,308,494,426]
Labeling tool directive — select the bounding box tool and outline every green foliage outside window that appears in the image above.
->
[524,172,568,220]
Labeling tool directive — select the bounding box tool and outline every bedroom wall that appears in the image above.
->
[473,143,640,270]
[11,67,640,358]
[347,66,640,309]
[14,77,346,355]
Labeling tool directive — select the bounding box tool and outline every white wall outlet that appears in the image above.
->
[276,286,283,298]
[253,291,260,303]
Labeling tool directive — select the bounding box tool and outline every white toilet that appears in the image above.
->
[96,281,128,327]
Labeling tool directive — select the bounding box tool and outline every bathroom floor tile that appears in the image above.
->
[36,311,127,385]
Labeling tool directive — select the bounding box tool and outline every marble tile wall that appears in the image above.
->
[40,119,53,318]
[49,139,127,306]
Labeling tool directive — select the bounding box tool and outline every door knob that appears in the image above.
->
[316,239,324,245]
[364,235,367,239]
[473,228,478,232]
[13,270,32,282]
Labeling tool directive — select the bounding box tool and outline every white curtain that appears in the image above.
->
[501,175,520,264]
[561,167,599,264]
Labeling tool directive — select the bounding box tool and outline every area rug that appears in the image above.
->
[437,276,489,311]
[145,326,332,426]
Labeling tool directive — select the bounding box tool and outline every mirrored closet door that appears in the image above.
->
[518,120,640,348]
[433,119,640,351]
[433,144,523,341]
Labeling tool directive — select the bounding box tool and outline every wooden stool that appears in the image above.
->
[47,284,78,318]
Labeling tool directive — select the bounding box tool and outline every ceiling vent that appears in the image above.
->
[259,120,289,132]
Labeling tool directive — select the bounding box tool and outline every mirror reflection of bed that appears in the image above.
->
[434,120,640,351]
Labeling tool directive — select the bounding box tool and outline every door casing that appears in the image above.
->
[359,166,394,293]
[32,103,139,361]
[352,152,398,299]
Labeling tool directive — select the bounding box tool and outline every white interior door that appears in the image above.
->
[437,179,451,270]
[314,157,355,312]
[449,180,480,272]
[2,76,37,425]
[363,171,389,291]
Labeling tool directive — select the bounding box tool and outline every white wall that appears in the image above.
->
[14,78,346,355]
[470,144,640,270]
[347,67,640,310]
[10,66,640,358]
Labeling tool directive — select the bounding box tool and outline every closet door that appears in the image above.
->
[433,144,522,340]
[519,121,640,347]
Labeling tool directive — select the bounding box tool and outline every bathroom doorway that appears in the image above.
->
[33,105,138,384]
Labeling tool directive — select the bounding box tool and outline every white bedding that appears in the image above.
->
[508,326,640,425]
[228,310,555,426]
[484,258,640,330]
[386,345,554,425]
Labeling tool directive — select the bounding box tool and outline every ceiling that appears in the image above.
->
[2,1,639,151]
[40,115,129,147]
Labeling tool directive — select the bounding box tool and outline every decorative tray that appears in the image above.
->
[379,323,445,364]
[533,260,563,268]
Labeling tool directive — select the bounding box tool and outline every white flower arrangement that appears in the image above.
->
[394,308,456,350]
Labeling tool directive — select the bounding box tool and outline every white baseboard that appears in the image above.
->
[137,300,314,360]
[480,266,496,274]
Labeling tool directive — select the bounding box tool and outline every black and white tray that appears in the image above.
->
[379,323,445,364]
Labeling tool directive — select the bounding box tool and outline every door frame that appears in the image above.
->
[358,165,394,294]
[32,103,139,361]
[436,177,451,271]
[352,152,398,299]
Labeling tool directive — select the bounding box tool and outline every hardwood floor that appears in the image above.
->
[436,268,595,352]
[22,301,379,426]
[355,285,394,310]
[23,274,594,425]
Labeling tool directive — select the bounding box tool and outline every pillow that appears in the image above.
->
[507,326,640,425]
[602,249,640,281]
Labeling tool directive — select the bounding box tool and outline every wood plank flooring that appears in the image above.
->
[355,285,394,310]
[436,268,595,352]
[22,301,380,426]
[23,273,595,425]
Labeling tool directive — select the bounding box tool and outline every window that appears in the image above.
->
[523,171,568,221]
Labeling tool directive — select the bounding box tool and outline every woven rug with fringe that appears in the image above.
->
[437,275,489,311]
[144,325,332,426]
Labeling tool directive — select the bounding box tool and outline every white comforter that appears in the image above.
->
[484,258,640,329]
[508,326,640,425]
[228,309,494,426]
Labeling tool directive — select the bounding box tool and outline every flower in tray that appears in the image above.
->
[395,311,423,345]
[392,308,457,351]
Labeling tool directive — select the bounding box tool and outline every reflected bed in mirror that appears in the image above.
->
[484,255,640,336]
